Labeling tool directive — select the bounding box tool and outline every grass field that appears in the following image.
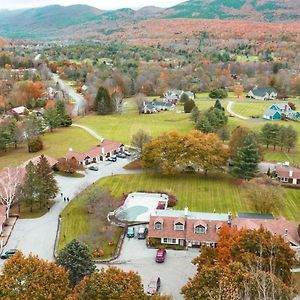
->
[97,173,300,221]
[10,201,55,219]
[0,127,98,169]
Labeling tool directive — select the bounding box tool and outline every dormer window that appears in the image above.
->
[194,225,206,234]
[155,222,162,230]
[174,222,184,231]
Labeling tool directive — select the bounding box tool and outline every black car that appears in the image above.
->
[107,156,117,162]
[88,165,99,171]
[137,227,148,239]
[1,249,17,259]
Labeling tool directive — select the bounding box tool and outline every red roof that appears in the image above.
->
[21,155,58,168]
[276,166,300,179]
[65,151,89,162]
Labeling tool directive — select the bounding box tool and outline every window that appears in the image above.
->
[155,222,162,230]
[194,225,206,234]
[282,177,289,182]
[174,222,184,231]
[163,238,177,244]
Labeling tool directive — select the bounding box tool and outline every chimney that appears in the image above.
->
[227,211,232,227]
[184,207,189,217]
[289,170,293,177]
[284,229,288,236]
[68,148,73,152]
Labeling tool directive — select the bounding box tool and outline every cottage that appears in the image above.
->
[263,103,300,120]
[6,106,29,116]
[248,87,277,101]
[65,140,125,166]
[275,165,300,185]
[142,101,175,114]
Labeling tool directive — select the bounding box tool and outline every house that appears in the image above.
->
[163,90,195,104]
[6,106,29,116]
[248,87,277,101]
[263,103,300,120]
[65,140,125,166]
[148,208,300,248]
[142,101,175,114]
[275,165,300,185]
[142,101,157,114]
[148,209,230,247]
[232,214,300,248]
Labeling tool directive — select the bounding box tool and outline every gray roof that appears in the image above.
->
[145,102,156,110]
[154,209,229,221]
[250,87,277,97]
[153,101,173,107]
[237,212,274,220]
[263,108,281,117]
[272,103,290,110]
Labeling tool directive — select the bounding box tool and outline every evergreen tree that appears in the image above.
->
[44,107,61,132]
[190,106,200,123]
[214,99,224,111]
[195,114,213,133]
[36,155,58,208]
[284,126,298,152]
[217,126,230,142]
[94,87,115,115]
[184,99,196,113]
[57,239,96,286]
[180,93,189,104]
[21,162,38,212]
[231,134,260,180]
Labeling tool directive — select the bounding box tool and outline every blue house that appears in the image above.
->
[263,103,300,120]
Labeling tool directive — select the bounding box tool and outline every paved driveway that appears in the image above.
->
[0,159,140,268]
[101,225,198,300]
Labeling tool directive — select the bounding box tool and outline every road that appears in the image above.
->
[227,101,249,120]
[52,74,86,117]
[0,159,139,265]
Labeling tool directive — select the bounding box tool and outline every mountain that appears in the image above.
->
[0,1,299,39]
[165,0,300,21]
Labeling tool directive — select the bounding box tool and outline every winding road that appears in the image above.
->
[52,74,86,117]
[227,101,249,120]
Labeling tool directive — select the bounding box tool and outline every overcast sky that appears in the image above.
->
[0,0,183,10]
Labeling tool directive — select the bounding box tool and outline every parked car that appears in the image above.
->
[155,248,166,263]
[1,249,17,259]
[147,276,161,295]
[107,156,117,162]
[127,227,135,238]
[88,165,99,171]
[116,152,127,159]
[124,150,131,156]
[137,227,148,239]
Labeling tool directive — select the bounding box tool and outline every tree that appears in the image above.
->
[195,108,228,133]
[184,99,195,113]
[180,93,189,104]
[233,84,244,98]
[182,227,296,300]
[6,118,22,149]
[20,161,38,212]
[56,100,72,127]
[44,107,61,132]
[190,106,200,123]
[57,239,96,286]
[284,126,298,152]
[229,126,251,159]
[23,114,41,152]
[217,126,230,142]
[36,155,58,208]
[260,123,280,150]
[214,99,224,110]
[131,129,152,153]
[57,158,83,174]
[0,252,70,300]
[94,87,115,115]
[230,133,260,180]
[142,131,228,175]
[70,267,146,300]
[27,136,43,153]
[209,88,228,99]
[133,93,147,113]
[0,167,24,219]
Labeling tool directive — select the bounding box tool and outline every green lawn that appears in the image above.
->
[10,201,55,219]
[98,173,300,221]
[0,127,98,169]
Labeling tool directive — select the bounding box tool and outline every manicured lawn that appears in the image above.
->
[0,127,98,169]
[98,173,300,221]
[10,201,55,219]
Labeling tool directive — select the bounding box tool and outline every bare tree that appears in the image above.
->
[0,167,24,218]
[133,93,147,113]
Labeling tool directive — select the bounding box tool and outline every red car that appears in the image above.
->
[155,248,166,263]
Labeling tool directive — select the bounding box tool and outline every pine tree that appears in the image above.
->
[57,239,96,286]
[231,134,260,180]
[36,155,58,208]
[94,87,115,115]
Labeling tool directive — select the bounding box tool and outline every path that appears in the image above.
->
[227,101,249,120]
[52,74,86,117]
[72,124,104,141]
[0,159,140,264]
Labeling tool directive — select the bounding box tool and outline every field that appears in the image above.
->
[98,173,300,221]
[0,127,98,169]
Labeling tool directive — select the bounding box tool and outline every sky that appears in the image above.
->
[0,0,183,10]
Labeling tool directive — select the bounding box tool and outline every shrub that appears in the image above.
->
[167,194,177,207]
[184,99,196,113]
[209,88,228,99]
[28,136,43,153]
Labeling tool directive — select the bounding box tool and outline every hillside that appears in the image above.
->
[165,0,300,21]
[0,1,299,39]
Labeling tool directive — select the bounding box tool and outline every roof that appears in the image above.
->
[232,216,300,247]
[11,106,28,114]
[21,155,58,168]
[250,87,277,97]
[65,151,88,162]
[263,109,281,117]
[154,209,229,221]
[237,212,274,220]
[276,165,300,179]
[271,103,291,110]
[100,140,123,154]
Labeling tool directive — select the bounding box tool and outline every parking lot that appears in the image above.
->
[102,225,199,299]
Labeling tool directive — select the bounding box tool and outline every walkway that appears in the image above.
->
[72,124,104,141]
[227,101,249,120]
[0,159,140,264]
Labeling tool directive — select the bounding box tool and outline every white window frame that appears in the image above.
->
[155,222,162,230]
[162,238,177,244]
[174,222,184,231]
[194,225,206,234]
